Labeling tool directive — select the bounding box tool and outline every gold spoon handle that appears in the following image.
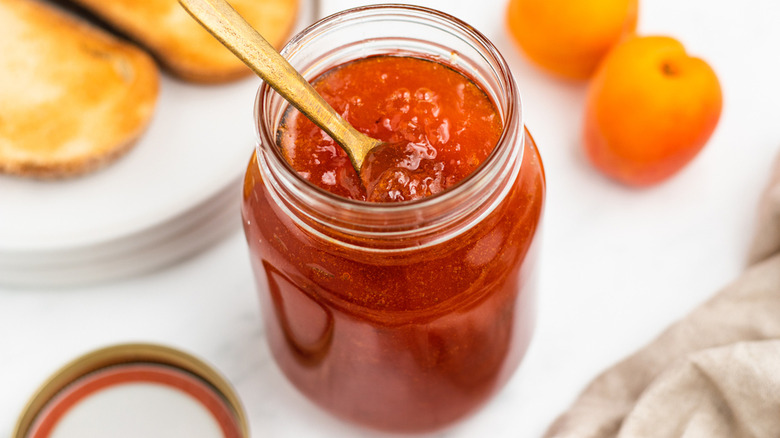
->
[178,0,378,169]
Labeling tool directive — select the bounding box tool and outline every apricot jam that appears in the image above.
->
[241,5,545,433]
[279,56,502,202]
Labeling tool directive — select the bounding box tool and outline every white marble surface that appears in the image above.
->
[2,0,780,436]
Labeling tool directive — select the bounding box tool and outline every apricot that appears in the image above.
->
[583,36,722,186]
[506,0,638,80]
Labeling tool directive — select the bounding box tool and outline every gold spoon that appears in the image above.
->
[178,0,383,174]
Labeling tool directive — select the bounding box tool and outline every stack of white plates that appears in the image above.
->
[0,76,262,287]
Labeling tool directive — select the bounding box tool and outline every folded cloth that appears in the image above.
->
[544,157,780,438]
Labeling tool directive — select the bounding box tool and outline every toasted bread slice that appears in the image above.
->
[0,0,159,178]
[68,0,299,83]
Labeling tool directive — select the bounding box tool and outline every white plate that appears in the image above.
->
[0,0,317,254]
[0,1,315,285]
[0,75,259,253]
[0,178,242,286]
[0,177,241,265]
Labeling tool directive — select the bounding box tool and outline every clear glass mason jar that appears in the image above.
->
[241,4,545,433]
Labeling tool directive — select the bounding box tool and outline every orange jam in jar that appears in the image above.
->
[280,55,503,202]
[241,5,545,433]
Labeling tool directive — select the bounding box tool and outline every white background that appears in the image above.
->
[2,0,780,436]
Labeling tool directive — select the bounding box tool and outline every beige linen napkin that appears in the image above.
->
[544,157,780,438]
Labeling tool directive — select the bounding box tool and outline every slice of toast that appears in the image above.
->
[68,0,299,83]
[0,0,159,178]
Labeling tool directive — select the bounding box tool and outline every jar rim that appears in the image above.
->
[253,3,523,216]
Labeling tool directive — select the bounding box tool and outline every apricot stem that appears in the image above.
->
[662,61,678,76]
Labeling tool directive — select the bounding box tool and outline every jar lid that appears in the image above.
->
[13,343,248,438]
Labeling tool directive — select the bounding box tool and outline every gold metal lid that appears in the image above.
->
[13,343,248,438]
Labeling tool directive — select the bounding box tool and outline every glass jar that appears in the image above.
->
[241,5,545,433]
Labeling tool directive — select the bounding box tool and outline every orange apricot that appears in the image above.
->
[506,0,638,80]
[583,35,722,186]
